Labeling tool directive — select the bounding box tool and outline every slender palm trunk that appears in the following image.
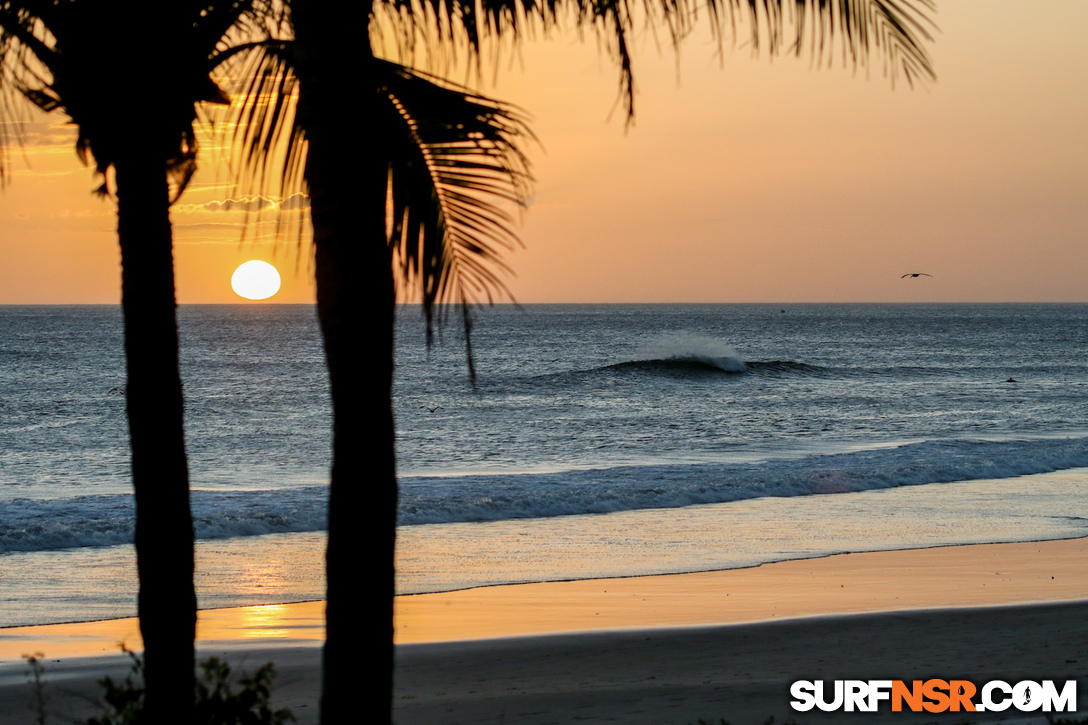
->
[115,151,196,723]
[313,158,396,721]
[289,5,397,719]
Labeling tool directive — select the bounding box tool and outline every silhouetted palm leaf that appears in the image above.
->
[219,45,533,345]
[378,61,532,308]
[373,0,935,119]
[0,0,277,196]
[211,38,307,238]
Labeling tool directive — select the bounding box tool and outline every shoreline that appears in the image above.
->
[398,530,1088,597]
[8,532,1086,630]
[395,534,1088,642]
[3,535,1087,659]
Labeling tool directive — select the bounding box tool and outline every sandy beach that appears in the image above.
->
[2,537,1087,724]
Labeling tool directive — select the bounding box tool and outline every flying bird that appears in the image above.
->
[901,273,932,278]
[420,406,443,413]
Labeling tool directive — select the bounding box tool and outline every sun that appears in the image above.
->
[231,260,281,300]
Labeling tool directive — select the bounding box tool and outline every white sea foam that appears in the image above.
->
[396,436,1088,525]
[6,436,1088,553]
[632,333,747,372]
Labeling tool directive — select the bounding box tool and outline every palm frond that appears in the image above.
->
[0,1,61,182]
[377,58,533,351]
[372,0,935,120]
[218,44,533,337]
[209,38,308,243]
[0,1,273,199]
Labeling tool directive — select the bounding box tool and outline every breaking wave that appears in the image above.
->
[6,436,1088,553]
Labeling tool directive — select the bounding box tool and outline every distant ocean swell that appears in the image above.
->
[600,358,821,376]
[595,335,820,376]
[4,436,1088,554]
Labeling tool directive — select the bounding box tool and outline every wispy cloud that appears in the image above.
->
[173,193,309,214]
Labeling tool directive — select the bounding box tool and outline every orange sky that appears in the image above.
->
[1,0,1086,304]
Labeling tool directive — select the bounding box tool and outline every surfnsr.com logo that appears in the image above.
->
[790,679,1077,713]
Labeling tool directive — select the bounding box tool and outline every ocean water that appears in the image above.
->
[2,303,1087,626]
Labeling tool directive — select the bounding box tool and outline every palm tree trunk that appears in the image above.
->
[313,167,397,722]
[288,5,397,717]
[115,151,196,723]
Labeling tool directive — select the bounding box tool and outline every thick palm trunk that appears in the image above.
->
[290,4,397,720]
[115,152,196,722]
[313,163,396,722]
